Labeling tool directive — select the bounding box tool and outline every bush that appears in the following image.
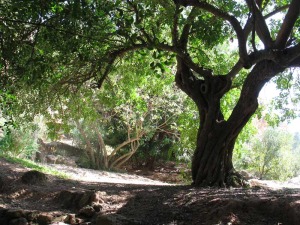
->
[0,127,38,159]
[234,127,299,181]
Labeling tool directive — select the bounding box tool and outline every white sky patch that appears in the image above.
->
[259,75,300,134]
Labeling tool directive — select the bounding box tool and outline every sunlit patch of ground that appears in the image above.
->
[46,163,173,186]
[249,176,300,190]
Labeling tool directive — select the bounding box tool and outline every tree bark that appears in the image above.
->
[176,57,285,187]
[75,121,96,168]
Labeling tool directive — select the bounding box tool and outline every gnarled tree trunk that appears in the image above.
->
[176,57,285,187]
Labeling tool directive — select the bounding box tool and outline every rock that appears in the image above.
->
[95,214,117,225]
[55,155,77,167]
[92,204,103,212]
[21,170,48,185]
[58,190,104,210]
[50,214,67,224]
[239,170,254,180]
[64,214,76,224]
[9,217,27,225]
[46,155,58,164]
[75,218,85,224]
[6,209,25,219]
[37,213,53,225]
[78,205,96,218]
[25,211,38,221]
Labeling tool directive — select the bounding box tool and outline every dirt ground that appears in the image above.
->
[0,157,300,225]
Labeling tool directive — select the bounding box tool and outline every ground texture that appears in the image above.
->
[0,158,300,225]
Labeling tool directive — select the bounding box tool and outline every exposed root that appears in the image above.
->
[225,170,250,188]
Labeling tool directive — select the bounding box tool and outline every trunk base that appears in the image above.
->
[225,170,250,188]
[192,170,249,188]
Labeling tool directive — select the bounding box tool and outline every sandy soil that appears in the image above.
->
[45,164,172,185]
[1,158,300,225]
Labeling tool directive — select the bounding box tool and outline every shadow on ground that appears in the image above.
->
[1,157,300,225]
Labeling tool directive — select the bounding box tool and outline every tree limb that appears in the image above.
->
[95,44,147,88]
[227,44,300,79]
[173,0,249,66]
[277,43,300,67]
[243,4,290,46]
[226,60,244,79]
[172,5,181,46]
[245,0,273,49]
[275,0,300,49]
[179,7,198,49]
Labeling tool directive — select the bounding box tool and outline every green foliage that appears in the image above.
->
[234,127,300,181]
[0,126,38,159]
[1,0,299,185]
[233,116,258,161]
[175,98,198,162]
[65,54,190,168]
[1,155,68,179]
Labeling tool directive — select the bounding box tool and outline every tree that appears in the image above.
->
[1,0,300,186]
[41,55,185,170]
[235,127,299,181]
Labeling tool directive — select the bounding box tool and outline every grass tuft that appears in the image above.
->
[1,154,69,179]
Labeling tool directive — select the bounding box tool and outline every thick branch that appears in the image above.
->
[107,136,142,162]
[156,43,213,78]
[179,7,198,49]
[247,0,273,48]
[226,60,243,79]
[277,43,300,67]
[110,140,140,168]
[75,121,96,167]
[227,43,300,79]
[289,56,300,67]
[266,5,290,18]
[93,123,108,168]
[275,0,300,49]
[243,4,290,46]
[172,5,181,46]
[96,44,147,88]
[173,0,249,66]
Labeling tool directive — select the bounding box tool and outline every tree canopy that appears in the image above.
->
[1,0,300,187]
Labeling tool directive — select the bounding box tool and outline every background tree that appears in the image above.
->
[235,127,300,180]
[1,0,300,186]
[39,53,188,170]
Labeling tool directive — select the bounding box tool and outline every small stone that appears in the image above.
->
[75,218,85,224]
[95,215,116,225]
[25,211,38,221]
[37,213,53,225]
[6,209,25,219]
[9,217,27,225]
[79,205,95,218]
[92,204,103,212]
[64,214,76,225]
[21,170,48,185]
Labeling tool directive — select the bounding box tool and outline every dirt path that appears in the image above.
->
[1,158,300,225]
[45,164,172,185]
